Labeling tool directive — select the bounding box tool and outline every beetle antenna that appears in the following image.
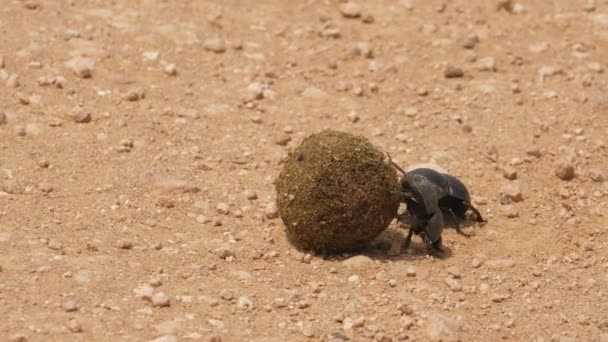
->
[386,152,406,175]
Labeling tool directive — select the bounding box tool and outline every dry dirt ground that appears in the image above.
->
[1,0,608,341]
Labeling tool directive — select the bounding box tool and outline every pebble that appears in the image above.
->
[247,82,265,100]
[348,275,361,283]
[501,205,519,218]
[444,65,464,78]
[424,311,461,341]
[343,317,365,330]
[447,267,462,278]
[500,183,523,203]
[245,190,258,200]
[69,106,92,123]
[445,277,462,292]
[164,64,177,76]
[10,333,28,342]
[478,57,497,71]
[406,266,417,277]
[265,202,279,219]
[302,86,327,98]
[65,57,94,78]
[117,240,133,249]
[67,319,82,333]
[63,300,79,312]
[214,246,235,260]
[216,203,230,215]
[583,0,596,12]
[134,284,155,301]
[342,255,372,267]
[471,258,483,268]
[7,74,20,88]
[47,239,63,250]
[556,163,575,181]
[274,135,291,146]
[339,2,362,18]
[237,296,253,310]
[143,51,160,61]
[350,42,374,58]
[123,88,144,101]
[502,166,518,180]
[204,38,226,53]
[152,292,171,307]
[0,112,7,125]
[347,111,360,123]
[589,169,604,182]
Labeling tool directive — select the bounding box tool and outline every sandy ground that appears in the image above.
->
[1,0,608,341]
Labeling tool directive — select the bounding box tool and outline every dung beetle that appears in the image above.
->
[398,171,445,254]
[405,168,486,234]
[387,154,486,254]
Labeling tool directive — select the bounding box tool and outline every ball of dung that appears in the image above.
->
[275,129,400,253]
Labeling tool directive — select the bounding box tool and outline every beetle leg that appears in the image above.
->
[468,205,486,223]
[421,232,434,254]
[403,226,415,251]
[447,208,470,237]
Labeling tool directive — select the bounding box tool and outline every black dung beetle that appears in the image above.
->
[399,170,445,254]
[387,154,486,254]
[405,168,486,234]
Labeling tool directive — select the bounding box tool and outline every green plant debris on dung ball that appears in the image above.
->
[275,129,400,253]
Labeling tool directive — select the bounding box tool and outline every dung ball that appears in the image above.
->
[275,129,400,253]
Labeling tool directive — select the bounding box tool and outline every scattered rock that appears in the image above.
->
[556,163,575,181]
[134,284,155,301]
[164,64,177,76]
[501,205,519,218]
[237,296,253,310]
[445,277,462,292]
[69,106,92,123]
[500,183,523,203]
[447,267,462,278]
[478,57,497,71]
[67,319,82,333]
[444,65,464,78]
[63,300,78,312]
[424,311,461,342]
[65,57,94,78]
[123,88,145,101]
[152,292,171,307]
[216,203,230,215]
[0,112,7,125]
[589,169,604,182]
[302,86,327,98]
[204,38,226,53]
[342,255,373,267]
[339,2,362,18]
[502,166,518,180]
[7,73,20,88]
[265,202,279,219]
[245,190,258,200]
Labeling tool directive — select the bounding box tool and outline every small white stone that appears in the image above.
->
[204,38,226,53]
[164,63,177,76]
[134,284,155,301]
[65,57,94,78]
[152,292,171,307]
[237,296,253,310]
[143,51,160,61]
[265,202,279,219]
[216,203,230,215]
